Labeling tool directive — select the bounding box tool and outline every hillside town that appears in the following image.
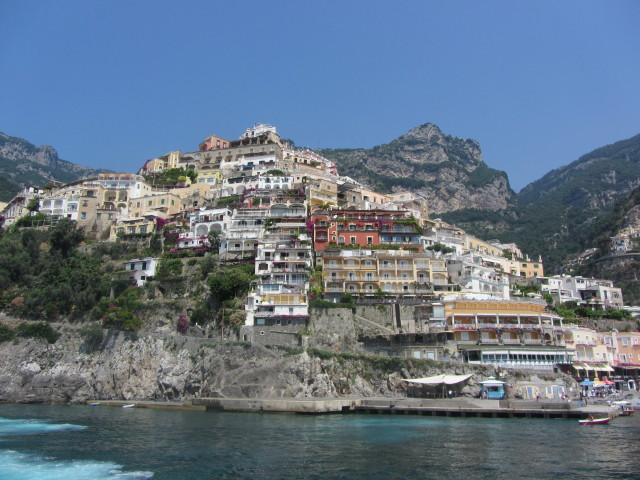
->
[1,123,639,396]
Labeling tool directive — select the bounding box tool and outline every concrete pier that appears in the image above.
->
[86,397,619,419]
[354,398,619,419]
[192,397,359,413]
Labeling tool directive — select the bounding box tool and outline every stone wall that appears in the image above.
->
[307,308,358,350]
[240,325,302,347]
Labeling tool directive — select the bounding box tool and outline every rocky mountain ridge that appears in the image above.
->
[0,131,102,202]
[320,123,513,213]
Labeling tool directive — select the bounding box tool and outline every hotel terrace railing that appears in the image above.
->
[450,323,549,331]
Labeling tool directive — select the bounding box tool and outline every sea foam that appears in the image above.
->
[0,417,87,436]
[0,450,153,480]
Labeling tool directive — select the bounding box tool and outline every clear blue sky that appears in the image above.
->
[1,1,638,190]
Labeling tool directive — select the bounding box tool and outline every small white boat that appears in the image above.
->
[579,417,610,425]
[122,403,136,409]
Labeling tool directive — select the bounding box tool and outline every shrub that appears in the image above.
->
[208,264,254,302]
[16,322,60,344]
[96,288,143,331]
[177,314,189,334]
[80,324,104,352]
[199,255,217,279]
[0,323,15,343]
[156,258,183,280]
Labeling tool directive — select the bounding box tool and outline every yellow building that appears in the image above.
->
[128,193,181,218]
[197,169,223,186]
[516,259,544,278]
[464,235,503,257]
[109,217,156,240]
[308,177,338,210]
[322,249,450,297]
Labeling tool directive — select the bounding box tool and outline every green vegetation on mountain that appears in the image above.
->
[142,167,197,187]
[442,133,640,272]
[0,131,103,202]
[0,220,114,320]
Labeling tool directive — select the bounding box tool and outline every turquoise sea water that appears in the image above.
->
[0,404,638,479]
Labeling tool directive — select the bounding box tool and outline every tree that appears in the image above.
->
[208,265,254,302]
[207,230,221,251]
[26,197,40,213]
[49,219,84,257]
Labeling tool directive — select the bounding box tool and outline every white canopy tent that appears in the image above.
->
[403,374,473,398]
[403,374,473,386]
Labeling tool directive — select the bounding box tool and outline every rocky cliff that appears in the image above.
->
[0,318,574,404]
[0,131,102,202]
[320,123,513,213]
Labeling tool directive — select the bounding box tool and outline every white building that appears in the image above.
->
[242,123,277,139]
[189,207,230,237]
[539,275,624,309]
[257,175,294,191]
[447,255,510,300]
[124,257,158,286]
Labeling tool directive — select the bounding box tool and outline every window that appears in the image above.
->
[130,263,135,271]
[80,212,87,220]
[350,236,356,245]
[367,236,373,245]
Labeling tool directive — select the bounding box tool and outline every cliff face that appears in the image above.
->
[0,315,577,404]
[320,123,513,213]
[0,131,102,201]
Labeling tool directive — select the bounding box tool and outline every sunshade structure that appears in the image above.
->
[572,363,614,373]
[403,374,473,386]
[403,374,473,399]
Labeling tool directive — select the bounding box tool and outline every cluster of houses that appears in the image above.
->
[2,123,638,385]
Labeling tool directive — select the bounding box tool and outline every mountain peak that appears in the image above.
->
[0,131,101,202]
[402,123,443,141]
[320,123,511,213]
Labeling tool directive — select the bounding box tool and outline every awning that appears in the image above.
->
[593,364,614,373]
[403,374,472,386]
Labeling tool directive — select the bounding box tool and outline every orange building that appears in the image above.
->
[199,134,230,152]
[311,209,421,252]
[615,332,640,367]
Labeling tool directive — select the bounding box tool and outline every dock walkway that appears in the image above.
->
[87,397,619,419]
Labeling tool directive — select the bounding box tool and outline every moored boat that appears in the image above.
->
[122,404,136,409]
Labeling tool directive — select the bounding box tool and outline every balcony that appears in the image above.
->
[478,322,499,329]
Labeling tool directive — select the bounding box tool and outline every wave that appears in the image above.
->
[0,450,153,480]
[0,417,87,436]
